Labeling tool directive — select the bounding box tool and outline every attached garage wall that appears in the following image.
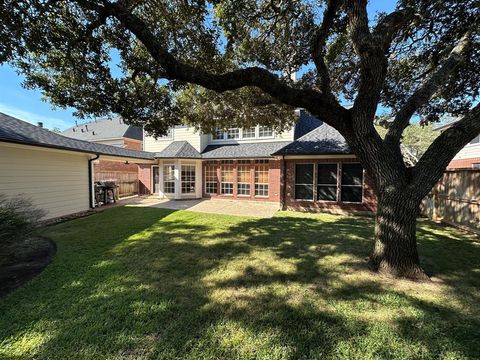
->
[0,144,91,219]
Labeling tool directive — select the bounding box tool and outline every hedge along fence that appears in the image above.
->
[421,169,480,234]
[94,171,139,198]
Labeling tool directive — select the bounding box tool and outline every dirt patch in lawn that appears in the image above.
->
[0,237,56,298]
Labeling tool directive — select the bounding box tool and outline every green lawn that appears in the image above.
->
[0,207,479,359]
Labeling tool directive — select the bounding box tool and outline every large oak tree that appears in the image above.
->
[1,0,479,279]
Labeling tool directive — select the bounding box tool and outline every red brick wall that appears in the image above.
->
[138,164,152,195]
[447,157,480,169]
[202,159,281,202]
[284,158,377,214]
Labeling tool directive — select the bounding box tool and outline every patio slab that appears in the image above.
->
[127,197,280,218]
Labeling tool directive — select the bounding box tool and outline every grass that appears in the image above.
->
[0,207,479,359]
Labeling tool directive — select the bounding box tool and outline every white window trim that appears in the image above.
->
[155,128,174,141]
[211,125,275,143]
[163,164,175,194]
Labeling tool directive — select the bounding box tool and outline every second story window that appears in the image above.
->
[213,128,224,140]
[227,128,240,139]
[258,126,273,138]
[242,127,256,138]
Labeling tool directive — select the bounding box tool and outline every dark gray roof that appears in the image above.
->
[0,112,154,160]
[62,116,143,141]
[274,123,351,155]
[155,141,201,159]
[201,141,291,159]
[294,110,323,139]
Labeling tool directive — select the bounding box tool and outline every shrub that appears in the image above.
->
[0,194,47,246]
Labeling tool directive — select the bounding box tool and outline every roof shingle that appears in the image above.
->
[155,141,201,158]
[201,141,291,159]
[274,123,351,155]
[0,112,154,160]
[62,116,143,141]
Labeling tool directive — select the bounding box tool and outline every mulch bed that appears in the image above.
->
[0,237,56,298]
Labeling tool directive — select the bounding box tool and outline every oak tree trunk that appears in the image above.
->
[370,190,429,280]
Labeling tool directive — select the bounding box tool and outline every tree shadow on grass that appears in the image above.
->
[0,209,479,359]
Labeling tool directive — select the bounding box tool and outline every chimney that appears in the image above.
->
[92,131,96,135]
[37,122,43,128]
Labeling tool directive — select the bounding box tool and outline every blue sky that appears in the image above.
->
[0,1,397,131]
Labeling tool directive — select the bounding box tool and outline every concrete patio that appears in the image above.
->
[124,197,280,218]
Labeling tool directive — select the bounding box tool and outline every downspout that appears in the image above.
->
[88,154,100,209]
[281,155,287,210]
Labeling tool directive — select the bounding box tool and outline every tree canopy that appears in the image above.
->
[1,0,479,278]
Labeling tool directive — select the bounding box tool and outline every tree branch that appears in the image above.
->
[411,103,480,197]
[385,31,472,144]
[372,7,416,53]
[75,0,348,129]
[311,0,341,98]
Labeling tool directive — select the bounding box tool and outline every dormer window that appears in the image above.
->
[258,126,273,138]
[227,128,240,139]
[212,126,275,141]
[242,127,256,138]
[213,128,224,140]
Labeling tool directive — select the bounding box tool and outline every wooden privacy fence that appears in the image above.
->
[94,171,139,198]
[421,169,480,233]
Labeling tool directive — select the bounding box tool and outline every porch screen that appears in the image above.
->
[295,164,314,200]
[317,164,338,201]
[341,163,363,203]
[163,165,175,194]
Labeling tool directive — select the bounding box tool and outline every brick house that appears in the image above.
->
[62,117,143,173]
[140,110,377,214]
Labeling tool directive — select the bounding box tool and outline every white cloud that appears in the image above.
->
[0,103,74,130]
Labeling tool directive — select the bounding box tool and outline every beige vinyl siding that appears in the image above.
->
[0,144,91,219]
[453,143,480,160]
[144,126,205,152]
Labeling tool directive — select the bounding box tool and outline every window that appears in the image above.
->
[317,164,338,201]
[153,166,160,194]
[258,126,273,138]
[255,159,269,164]
[205,165,218,194]
[181,165,196,194]
[237,165,251,196]
[255,163,269,197]
[473,163,480,169]
[242,127,256,138]
[341,163,363,203]
[238,159,251,164]
[221,166,234,195]
[221,160,234,165]
[163,164,175,194]
[295,164,314,200]
[213,128,224,140]
[227,128,240,139]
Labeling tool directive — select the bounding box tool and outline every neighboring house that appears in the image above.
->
[435,119,480,169]
[62,117,143,173]
[141,109,377,213]
[0,113,154,219]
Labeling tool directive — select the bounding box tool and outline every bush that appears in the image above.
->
[0,194,47,246]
